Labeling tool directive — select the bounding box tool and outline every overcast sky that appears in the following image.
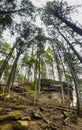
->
[32,0,82,6]
[32,0,53,7]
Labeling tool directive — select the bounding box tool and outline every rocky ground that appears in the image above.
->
[0,92,82,130]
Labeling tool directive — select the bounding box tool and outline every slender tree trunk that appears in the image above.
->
[67,30,82,47]
[38,54,41,95]
[68,59,80,115]
[41,58,44,79]
[52,43,64,104]
[0,38,20,79]
[28,67,31,82]
[4,52,20,93]
[58,49,71,106]
[63,50,81,115]
[51,61,55,80]
[57,29,82,64]
[53,38,81,111]
[52,12,82,36]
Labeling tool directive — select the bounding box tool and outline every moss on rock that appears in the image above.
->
[14,105,26,110]
[0,111,21,122]
[13,120,29,130]
[0,123,12,130]
[0,107,3,113]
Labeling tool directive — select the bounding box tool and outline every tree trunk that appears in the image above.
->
[63,49,81,115]
[52,43,64,104]
[51,62,55,80]
[53,12,82,36]
[0,38,20,79]
[57,29,82,64]
[4,52,20,93]
[58,49,71,106]
[38,54,41,95]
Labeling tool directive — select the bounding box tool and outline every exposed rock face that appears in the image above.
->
[40,79,73,100]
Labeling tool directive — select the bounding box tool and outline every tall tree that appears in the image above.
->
[43,1,82,36]
[57,29,82,63]
[0,38,20,79]
[5,40,24,93]
[35,29,45,95]
[60,42,81,115]
[51,42,64,104]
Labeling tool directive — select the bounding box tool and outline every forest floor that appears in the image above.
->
[0,92,82,130]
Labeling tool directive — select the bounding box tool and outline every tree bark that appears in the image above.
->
[4,52,20,93]
[0,38,20,79]
[52,43,64,104]
[58,49,71,106]
[62,49,81,115]
[57,29,82,64]
[52,11,82,36]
